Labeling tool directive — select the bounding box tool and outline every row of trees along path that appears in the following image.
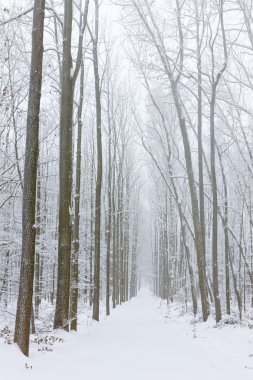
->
[1,0,253,359]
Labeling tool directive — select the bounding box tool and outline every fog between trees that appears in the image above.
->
[0,0,253,357]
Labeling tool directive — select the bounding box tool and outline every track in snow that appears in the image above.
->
[3,288,253,380]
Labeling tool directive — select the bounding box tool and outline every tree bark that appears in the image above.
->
[14,0,46,356]
[106,92,112,315]
[210,86,222,323]
[70,60,84,330]
[54,0,73,331]
[92,0,103,321]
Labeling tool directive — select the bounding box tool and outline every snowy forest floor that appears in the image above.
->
[2,288,253,379]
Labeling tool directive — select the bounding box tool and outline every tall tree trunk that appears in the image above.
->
[70,60,84,330]
[217,146,230,315]
[116,183,121,305]
[54,0,89,329]
[89,148,95,306]
[120,176,124,303]
[35,164,41,318]
[106,104,112,316]
[92,0,103,321]
[130,215,138,298]
[124,178,130,301]
[210,86,222,323]
[112,161,117,308]
[196,2,206,274]
[54,0,74,331]
[14,0,46,356]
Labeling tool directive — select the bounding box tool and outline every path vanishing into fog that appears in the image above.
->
[3,288,253,380]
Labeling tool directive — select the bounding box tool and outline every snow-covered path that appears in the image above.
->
[2,288,253,380]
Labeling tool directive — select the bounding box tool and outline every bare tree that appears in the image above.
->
[54,0,89,331]
[14,0,46,356]
[89,0,103,321]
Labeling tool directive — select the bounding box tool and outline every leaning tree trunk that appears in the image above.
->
[171,81,209,321]
[14,0,46,357]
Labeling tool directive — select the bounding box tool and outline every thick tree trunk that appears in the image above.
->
[14,0,45,357]
[54,0,73,331]
[35,165,42,318]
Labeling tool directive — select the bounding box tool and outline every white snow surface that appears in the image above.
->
[2,288,253,379]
